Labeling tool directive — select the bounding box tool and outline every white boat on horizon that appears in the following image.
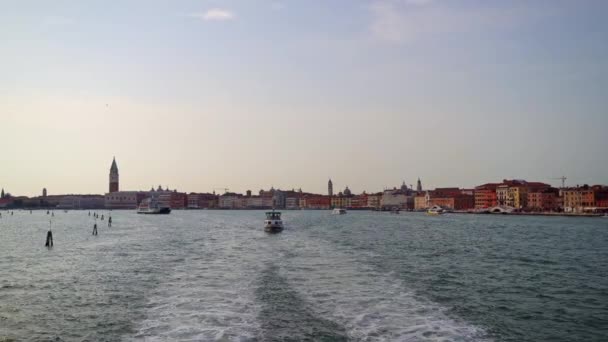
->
[332,208,347,215]
[427,205,446,216]
[137,197,171,215]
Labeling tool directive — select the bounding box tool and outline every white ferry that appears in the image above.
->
[137,197,171,215]
[265,210,284,233]
[332,208,347,215]
[427,205,446,216]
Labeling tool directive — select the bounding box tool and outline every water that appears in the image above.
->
[1,210,607,341]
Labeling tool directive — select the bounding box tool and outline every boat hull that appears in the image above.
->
[264,224,284,233]
[137,208,171,214]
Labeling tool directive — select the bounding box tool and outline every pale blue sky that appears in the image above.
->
[1,0,607,196]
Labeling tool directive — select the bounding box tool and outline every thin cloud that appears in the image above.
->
[368,0,548,44]
[188,8,235,21]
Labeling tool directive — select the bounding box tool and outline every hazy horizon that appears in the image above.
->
[2,0,607,197]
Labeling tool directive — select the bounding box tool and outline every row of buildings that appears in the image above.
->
[474,180,608,213]
[1,158,607,214]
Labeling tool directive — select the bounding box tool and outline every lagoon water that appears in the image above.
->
[0,210,607,341]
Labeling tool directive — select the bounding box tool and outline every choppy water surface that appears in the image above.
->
[0,210,607,341]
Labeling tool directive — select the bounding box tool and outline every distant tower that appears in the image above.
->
[42,188,47,197]
[417,178,422,192]
[109,157,119,193]
[1,188,4,198]
[328,179,333,197]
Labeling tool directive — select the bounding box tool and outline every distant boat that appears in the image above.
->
[137,198,171,214]
[427,205,446,215]
[390,207,400,214]
[264,210,284,233]
[332,208,347,215]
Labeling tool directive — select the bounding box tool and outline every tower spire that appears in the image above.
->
[109,157,119,193]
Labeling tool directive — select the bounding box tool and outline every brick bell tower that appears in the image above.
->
[109,157,119,193]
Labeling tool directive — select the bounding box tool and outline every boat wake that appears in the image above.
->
[276,235,492,341]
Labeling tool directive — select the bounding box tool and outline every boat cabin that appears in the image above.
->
[265,211,282,220]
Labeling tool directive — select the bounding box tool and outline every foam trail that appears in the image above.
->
[278,237,492,341]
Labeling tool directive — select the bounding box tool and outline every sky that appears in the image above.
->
[1,0,607,196]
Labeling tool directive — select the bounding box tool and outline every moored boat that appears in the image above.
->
[265,210,284,233]
[137,197,171,214]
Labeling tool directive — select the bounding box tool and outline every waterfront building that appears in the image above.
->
[430,195,474,210]
[527,188,560,212]
[169,191,188,209]
[366,192,382,209]
[0,197,11,208]
[414,194,427,210]
[331,191,353,208]
[57,195,105,209]
[243,196,273,209]
[381,187,414,210]
[219,192,243,209]
[351,192,369,209]
[561,185,597,213]
[415,188,474,210]
[104,191,142,209]
[187,193,218,209]
[595,186,608,209]
[109,157,119,193]
[474,183,499,209]
[496,180,550,209]
[285,197,299,210]
[300,195,330,209]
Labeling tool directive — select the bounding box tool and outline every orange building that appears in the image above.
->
[474,183,499,209]
[351,193,369,208]
[301,195,330,209]
[561,185,596,212]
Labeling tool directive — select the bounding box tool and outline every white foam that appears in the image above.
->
[277,236,492,342]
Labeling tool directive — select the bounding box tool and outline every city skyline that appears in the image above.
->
[2,1,608,196]
[0,156,604,198]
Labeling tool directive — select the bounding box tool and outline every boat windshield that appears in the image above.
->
[265,212,281,219]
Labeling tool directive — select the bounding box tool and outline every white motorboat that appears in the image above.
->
[427,205,446,216]
[332,208,347,215]
[265,210,284,233]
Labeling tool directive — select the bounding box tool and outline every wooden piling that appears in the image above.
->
[45,230,54,247]
[92,223,98,236]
